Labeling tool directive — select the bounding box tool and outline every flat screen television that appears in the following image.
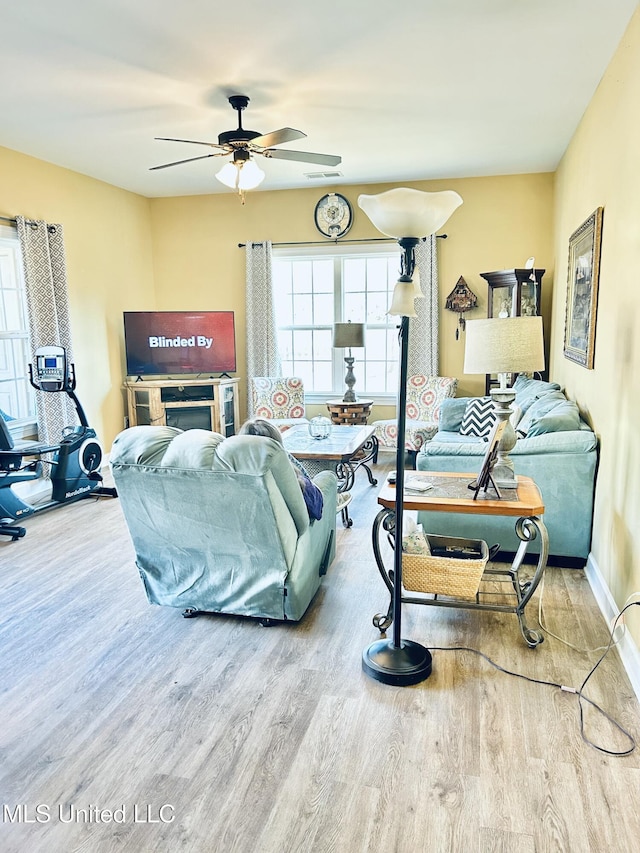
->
[124,311,236,377]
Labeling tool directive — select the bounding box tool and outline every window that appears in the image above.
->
[273,244,402,401]
[0,224,35,432]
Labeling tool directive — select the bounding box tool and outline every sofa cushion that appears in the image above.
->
[513,375,562,413]
[460,396,495,439]
[517,390,571,436]
[422,427,597,457]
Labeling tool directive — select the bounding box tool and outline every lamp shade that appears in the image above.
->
[464,316,545,375]
[215,162,239,188]
[357,188,463,238]
[238,158,265,190]
[333,322,365,349]
[388,281,418,318]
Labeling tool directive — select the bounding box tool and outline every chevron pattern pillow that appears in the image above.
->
[460,397,496,439]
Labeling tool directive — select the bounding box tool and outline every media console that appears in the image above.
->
[124,377,240,437]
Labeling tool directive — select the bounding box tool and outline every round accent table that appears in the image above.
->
[326,398,374,426]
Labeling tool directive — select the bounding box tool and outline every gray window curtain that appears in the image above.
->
[245,240,281,415]
[408,235,439,376]
[16,217,76,444]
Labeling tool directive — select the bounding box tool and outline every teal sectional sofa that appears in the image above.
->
[416,376,598,563]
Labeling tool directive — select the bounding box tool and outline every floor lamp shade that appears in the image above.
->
[464,316,545,380]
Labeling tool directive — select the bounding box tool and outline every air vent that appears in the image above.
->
[304,171,344,180]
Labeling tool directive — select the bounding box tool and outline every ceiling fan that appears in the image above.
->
[151,94,342,195]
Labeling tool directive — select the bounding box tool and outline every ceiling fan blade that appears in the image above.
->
[155,136,225,149]
[263,148,342,167]
[251,127,307,148]
[149,153,223,170]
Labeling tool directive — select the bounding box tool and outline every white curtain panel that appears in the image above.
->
[16,216,76,444]
[408,235,439,377]
[245,240,281,415]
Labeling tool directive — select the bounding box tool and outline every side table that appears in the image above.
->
[371,472,548,647]
[326,398,373,425]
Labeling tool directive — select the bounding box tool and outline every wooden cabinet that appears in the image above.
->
[480,268,544,393]
[481,268,543,320]
[124,377,240,437]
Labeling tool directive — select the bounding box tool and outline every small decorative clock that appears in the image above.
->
[314,193,353,238]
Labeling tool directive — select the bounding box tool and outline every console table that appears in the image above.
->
[124,377,240,437]
[371,471,548,647]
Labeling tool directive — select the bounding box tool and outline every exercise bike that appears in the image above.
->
[0,345,117,540]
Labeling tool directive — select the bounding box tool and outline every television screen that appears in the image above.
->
[124,311,236,377]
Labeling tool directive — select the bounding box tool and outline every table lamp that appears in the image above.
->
[358,187,463,687]
[333,322,366,402]
[464,316,545,488]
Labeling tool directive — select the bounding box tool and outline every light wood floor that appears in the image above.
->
[1,454,640,853]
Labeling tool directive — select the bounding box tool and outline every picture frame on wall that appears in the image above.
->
[563,207,604,369]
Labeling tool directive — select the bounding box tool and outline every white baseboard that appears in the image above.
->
[585,553,640,702]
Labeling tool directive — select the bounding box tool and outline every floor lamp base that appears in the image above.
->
[362,638,432,686]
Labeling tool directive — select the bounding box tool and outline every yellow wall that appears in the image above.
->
[0,145,155,443]
[149,172,554,422]
[552,6,640,636]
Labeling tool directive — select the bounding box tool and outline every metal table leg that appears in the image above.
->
[370,508,549,647]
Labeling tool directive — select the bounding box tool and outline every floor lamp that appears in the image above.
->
[358,188,463,686]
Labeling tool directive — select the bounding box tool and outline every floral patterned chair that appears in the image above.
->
[251,377,309,432]
[372,375,458,463]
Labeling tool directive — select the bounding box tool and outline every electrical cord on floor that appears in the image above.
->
[536,572,627,654]
[428,601,639,757]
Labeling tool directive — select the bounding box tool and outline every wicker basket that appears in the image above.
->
[402,535,489,599]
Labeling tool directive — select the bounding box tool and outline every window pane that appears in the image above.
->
[277,330,293,361]
[367,292,390,323]
[292,261,313,293]
[313,328,332,356]
[312,260,334,292]
[313,293,333,325]
[343,293,366,322]
[292,329,313,360]
[343,258,365,292]
[366,257,390,291]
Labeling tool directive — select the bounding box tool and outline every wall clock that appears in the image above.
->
[314,193,353,238]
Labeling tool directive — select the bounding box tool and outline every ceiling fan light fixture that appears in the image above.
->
[215,161,241,188]
[238,158,265,190]
[215,152,265,191]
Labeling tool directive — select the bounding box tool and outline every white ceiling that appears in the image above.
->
[1,0,637,199]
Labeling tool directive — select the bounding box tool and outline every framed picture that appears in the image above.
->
[467,419,506,500]
[563,207,604,369]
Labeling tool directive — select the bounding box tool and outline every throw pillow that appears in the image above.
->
[513,375,563,414]
[439,397,472,432]
[525,400,582,436]
[460,397,496,439]
[517,390,568,437]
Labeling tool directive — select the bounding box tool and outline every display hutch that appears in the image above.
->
[480,268,544,393]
